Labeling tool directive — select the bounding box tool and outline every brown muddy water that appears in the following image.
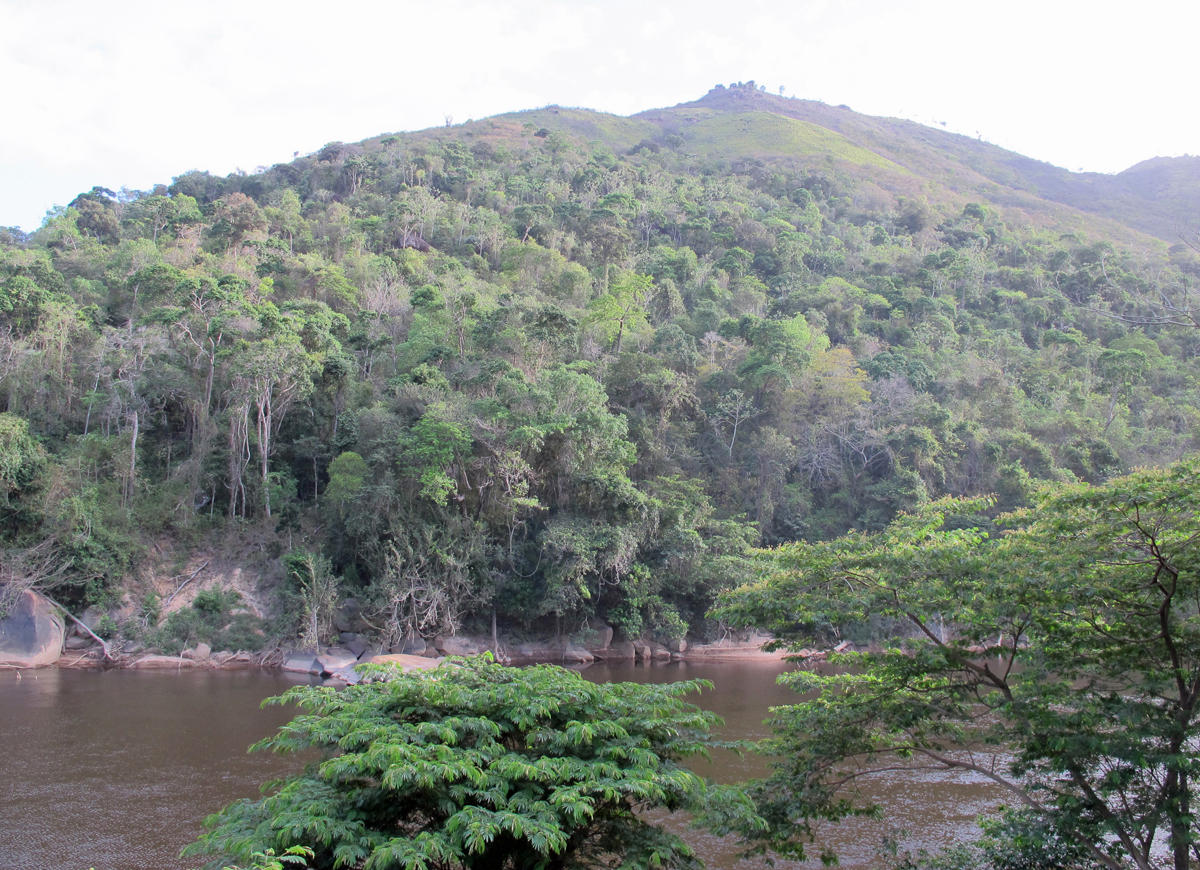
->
[0,661,1002,869]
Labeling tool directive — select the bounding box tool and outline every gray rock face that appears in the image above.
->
[333,597,369,633]
[434,635,490,656]
[648,642,672,662]
[0,590,65,668]
[182,642,212,661]
[596,640,636,661]
[339,633,368,658]
[317,647,359,674]
[505,641,594,666]
[581,622,614,655]
[560,643,594,665]
[281,653,323,675]
[390,635,426,656]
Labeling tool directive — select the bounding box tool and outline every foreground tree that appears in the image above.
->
[185,656,759,870]
[716,459,1200,870]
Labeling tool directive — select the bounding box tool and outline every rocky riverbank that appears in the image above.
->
[1,589,788,676]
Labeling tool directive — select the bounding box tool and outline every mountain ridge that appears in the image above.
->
[392,85,1195,248]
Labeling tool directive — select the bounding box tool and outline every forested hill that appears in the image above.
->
[3,82,1199,648]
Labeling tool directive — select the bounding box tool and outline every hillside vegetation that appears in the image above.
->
[3,82,1199,649]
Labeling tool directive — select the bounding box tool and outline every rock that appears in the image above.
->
[0,590,65,668]
[390,635,426,656]
[597,640,636,662]
[77,606,106,637]
[339,633,369,658]
[56,649,105,668]
[632,640,651,662]
[648,642,672,662]
[505,641,555,664]
[281,652,323,675]
[361,653,442,672]
[434,635,489,656]
[679,632,787,661]
[665,637,688,654]
[317,647,359,674]
[333,597,369,634]
[129,655,195,669]
[326,664,363,685]
[64,635,94,651]
[561,643,594,665]
[504,642,540,665]
[213,651,254,669]
[181,642,212,661]
[504,641,594,665]
[581,621,614,654]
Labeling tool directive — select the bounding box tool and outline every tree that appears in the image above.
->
[586,272,653,355]
[185,656,760,870]
[715,459,1200,870]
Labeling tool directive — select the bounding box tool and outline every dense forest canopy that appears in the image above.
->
[3,83,1199,646]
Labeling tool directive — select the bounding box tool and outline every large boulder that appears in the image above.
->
[316,647,359,674]
[333,597,370,634]
[182,642,212,661]
[505,640,594,666]
[434,635,490,656]
[581,622,614,656]
[648,642,673,662]
[560,643,594,666]
[390,634,426,656]
[280,652,323,675]
[595,640,636,662]
[0,590,65,668]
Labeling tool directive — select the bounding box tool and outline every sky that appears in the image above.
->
[2,0,1197,232]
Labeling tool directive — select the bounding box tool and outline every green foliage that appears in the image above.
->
[283,550,340,649]
[323,451,368,506]
[717,458,1200,869]
[152,588,266,654]
[185,656,762,870]
[220,845,315,870]
[0,412,46,535]
[585,271,653,354]
[5,90,1200,647]
[401,406,472,503]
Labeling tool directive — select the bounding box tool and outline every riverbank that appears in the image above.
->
[1,588,791,675]
[34,630,789,680]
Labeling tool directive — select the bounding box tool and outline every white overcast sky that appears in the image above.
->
[1,0,1195,231]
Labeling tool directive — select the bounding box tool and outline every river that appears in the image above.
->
[0,661,1000,869]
